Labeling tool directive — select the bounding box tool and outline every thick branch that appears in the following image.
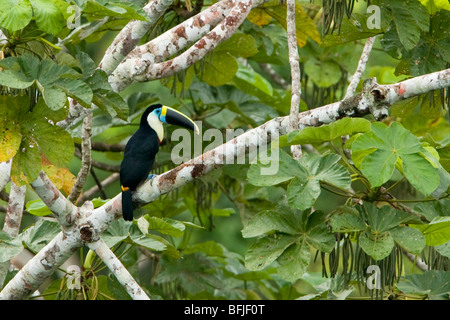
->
[99,0,175,75]
[109,0,253,91]
[88,239,150,300]
[2,68,449,300]
[0,229,82,299]
[30,172,78,227]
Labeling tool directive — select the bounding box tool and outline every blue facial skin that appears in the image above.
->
[153,108,166,123]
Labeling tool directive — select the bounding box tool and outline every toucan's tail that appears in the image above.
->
[121,188,133,221]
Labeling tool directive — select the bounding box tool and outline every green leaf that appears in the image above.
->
[0,231,23,263]
[263,4,321,47]
[19,219,61,253]
[247,148,304,186]
[51,78,93,108]
[233,63,273,97]
[413,199,450,222]
[130,234,167,252]
[200,52,238,87]
[101,219,133,248]
[287,153,351,210]
[0,0,32,32]
[215,33,258,58]
[396,270,450,300]
[352,122,440,195]
[276,240,310,282]
[25,199,53,216]
[22,99,74,168]
[143,215,185,237]
[278,118,371,147]
[244,234,297,271]
[242,207,298,238]
[390,226,426,254]
[329,206,366,233]
[305,211,336,253]
[410,10,450,75]
[184,241,224,257]
[389,0,430,51]
[419,0,450,13]
[0,70,35,89]
[410,216,450,246]
[435,241,450,258]
[361,203,417,233]
[0,96,28,162]
[0,55,90,111]
[10,133,43,185]
[304,58,342,88]
[29,0,65,35]
[86,69,129,120]
[83,0,148,21]
[359,230,395,261]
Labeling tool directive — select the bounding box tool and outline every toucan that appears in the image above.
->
[120,104,199,221]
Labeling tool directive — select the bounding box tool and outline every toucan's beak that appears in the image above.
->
[160,106,199,134]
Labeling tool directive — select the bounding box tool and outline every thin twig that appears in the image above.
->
[78,173,120,203]
[344,36,376,99]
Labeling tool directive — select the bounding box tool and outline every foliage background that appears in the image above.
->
[0,0,449,300]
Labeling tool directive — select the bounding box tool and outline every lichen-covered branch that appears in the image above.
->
[88,239,150,300]
[79,172,120,203]
[99,0,175,75]
[109,0,257,92]
[0,228,82,299]
[0,159,11,191]
[1,55,449,301]
[344,36,376,99]
[68,112,93,204]
[30,172,78,227]
[0,183,26,288]
[286,0,302,159]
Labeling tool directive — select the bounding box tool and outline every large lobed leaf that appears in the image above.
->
[352,121,440,196]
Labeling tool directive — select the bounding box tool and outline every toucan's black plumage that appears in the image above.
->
[120,104,199,221]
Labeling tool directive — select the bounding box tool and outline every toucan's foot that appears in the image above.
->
[148,174,158,183]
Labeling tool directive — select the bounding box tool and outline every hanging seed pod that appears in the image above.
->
[320,0,357,36]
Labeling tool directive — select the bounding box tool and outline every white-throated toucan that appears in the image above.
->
[120,104,199,221]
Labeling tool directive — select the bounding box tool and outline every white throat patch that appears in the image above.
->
[147,111,164,143]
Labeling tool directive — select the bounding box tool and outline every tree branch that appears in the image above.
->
[0,159,12,192]
[109,0,257,91]
[30,172,78,227]
[69,112,93,204]
[88,239,150,300]
[344,36,376,99]
[79,172,120,203]
[99,0,175,75]
[286,0,302,159]
[0,183,26,288]
[1,54,449,300]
